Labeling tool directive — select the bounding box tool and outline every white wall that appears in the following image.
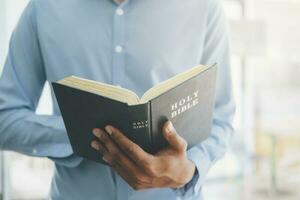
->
[0,0,7,72]
[0,0,29,73]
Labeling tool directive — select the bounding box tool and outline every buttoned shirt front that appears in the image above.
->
[0,0,235,199]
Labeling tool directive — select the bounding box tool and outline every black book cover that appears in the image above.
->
[52,65,217,164]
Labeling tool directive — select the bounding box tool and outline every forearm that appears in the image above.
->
[0,108,67,155]
[0,108,83,167]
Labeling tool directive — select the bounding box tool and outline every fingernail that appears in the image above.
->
[166,121,174,133]
[91,141,99,150]
[102,156,109,163]
[93,128,101,137]
[105,126,113,135]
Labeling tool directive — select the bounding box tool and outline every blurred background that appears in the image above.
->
[0,0,300,199]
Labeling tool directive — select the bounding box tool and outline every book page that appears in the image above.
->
[57,77,140,105]
[140,64,213,103]
[56,64,214,105]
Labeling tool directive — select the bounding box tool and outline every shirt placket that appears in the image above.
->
[112,1,132,200]
[111,1,128,87]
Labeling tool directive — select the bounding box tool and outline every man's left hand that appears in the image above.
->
[91,121,196,190]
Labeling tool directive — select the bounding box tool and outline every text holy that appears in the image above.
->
[132,120,148,129]
[171,90,199,118]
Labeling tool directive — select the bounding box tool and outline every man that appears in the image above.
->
[0,0,235,199]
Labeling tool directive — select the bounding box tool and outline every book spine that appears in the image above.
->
[127,103,152,154]
[149,100,169,153]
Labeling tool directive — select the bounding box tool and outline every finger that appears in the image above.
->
[102,153,153,190]
[93,128,142,173]
[105,125,154,166]
[108,158,153,190]
[102,154,131,177]
[90,140,106,155]
[162,121,187,152]
[93,128,129,164]
[93,128,121,156]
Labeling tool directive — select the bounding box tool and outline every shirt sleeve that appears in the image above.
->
[0,1,83,168]
[175,0,235,197]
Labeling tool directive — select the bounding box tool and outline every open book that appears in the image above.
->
[53,64,217,163]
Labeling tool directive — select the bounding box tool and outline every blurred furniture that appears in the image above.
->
[257,89,300,198]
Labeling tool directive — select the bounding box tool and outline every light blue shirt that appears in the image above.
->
[0,0,235,199]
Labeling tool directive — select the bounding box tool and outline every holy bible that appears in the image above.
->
[52,64,217,163]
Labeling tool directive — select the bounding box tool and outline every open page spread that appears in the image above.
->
[57,64,213,105]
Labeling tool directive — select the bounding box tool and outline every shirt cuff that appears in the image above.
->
[174,146,211,198]
[49,153,84,168]
[28,135,83,168]
[23,116,84,168]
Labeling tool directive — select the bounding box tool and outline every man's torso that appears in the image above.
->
[32,0,211,199]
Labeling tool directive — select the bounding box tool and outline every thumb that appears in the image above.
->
[162,121,187,152]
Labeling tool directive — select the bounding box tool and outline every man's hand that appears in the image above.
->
[90,121,196,190]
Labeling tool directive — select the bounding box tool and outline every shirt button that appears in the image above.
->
[116,8,124,16]
[32,148,37,154]
[115,45,123,53]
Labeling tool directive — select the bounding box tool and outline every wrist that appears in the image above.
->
[185,159,196,183]
[174,159,196,188]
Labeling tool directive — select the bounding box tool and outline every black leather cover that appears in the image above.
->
[150,66,217,152]
[52,65,217,163]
